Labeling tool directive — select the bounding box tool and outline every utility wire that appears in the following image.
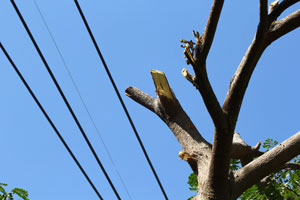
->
[33,1,132,199]
[74,1,169,199]
[10,1,121,199]
[0,42,103,200]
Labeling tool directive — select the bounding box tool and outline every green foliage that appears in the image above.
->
[186,138,300,200]
[188,173,198,191]
[241,139,300,200]
[263,138,278,151]
[0,183,8,194]
[0,183,29,200]
[187,173,197,200]
[230,158,241,171]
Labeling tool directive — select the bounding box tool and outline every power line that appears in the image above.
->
[74,1,169,199]
[10,1,121,199]
[32,1,132,199]
[0,42,103,200]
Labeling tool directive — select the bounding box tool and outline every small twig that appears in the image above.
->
[269,0,279,14]
[182,68,199,88]
[184,44,196,66]
[254,141,262,150]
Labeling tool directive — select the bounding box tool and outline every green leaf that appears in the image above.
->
[187,195,195,200]
[188,173,198,189]
[0,183,7,195]
[0,186,5,194]
[230,158,241,171]
[187,173,197,199]
[263,138,278,151]
[11,188,29,200]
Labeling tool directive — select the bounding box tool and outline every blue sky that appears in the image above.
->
[1,0,299,199]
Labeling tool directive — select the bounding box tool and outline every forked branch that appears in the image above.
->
[267,9,300,44]
[223,1,300,127]
[269,0,300,20]
[125,70,210,151]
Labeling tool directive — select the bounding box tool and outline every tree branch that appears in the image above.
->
[201,0,225,60]
[267,9,300,45]
[231,132,263,163]
[125,72,211,151]
[223,1,270,127]
[269,0,300,21]
[260,0,269,24]
[233,131,300,198]
[183,35,226,130]
[282,162,300,170]
[125,87,156,114]
[180,0,227,130]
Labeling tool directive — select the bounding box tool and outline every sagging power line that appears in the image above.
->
[0,42,103,200]
[32,1,132,199]
[10,1,121,199]
[74,1,169,199]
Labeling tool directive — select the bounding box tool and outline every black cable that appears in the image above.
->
[0,42,103,200]
[32,1,133,199]
[10,1,121,199]
[74,1,169,199]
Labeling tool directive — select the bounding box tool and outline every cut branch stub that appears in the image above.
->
[151,69,179,118]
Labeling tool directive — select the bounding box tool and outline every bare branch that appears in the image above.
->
[231,132,263,162]
[260,0,269,24]
[233,131,300,198]
[223,1,270,127]
[183,39,226,129]
[191,64,226,131]
[267,9,300,44]
[181,68,199,88]
[269,0,300,21]
[184,44,196,67]
[125,87,156,114]
[200,0,225,60]
[283,162,300,170]
[181,1,226,130]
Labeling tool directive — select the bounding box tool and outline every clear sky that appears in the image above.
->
[1,0,299,200]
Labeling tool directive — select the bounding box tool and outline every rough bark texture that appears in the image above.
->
[126,0,300,199]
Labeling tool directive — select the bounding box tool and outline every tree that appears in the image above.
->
[0,183,29,200]
[125,0,300,199]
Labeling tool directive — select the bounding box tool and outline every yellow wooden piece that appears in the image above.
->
[150,69,175,100]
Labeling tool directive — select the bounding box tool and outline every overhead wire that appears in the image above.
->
[32,1,132,199]
[0,42,103,200]
[10,1,121,199]
[74,1,169,199]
